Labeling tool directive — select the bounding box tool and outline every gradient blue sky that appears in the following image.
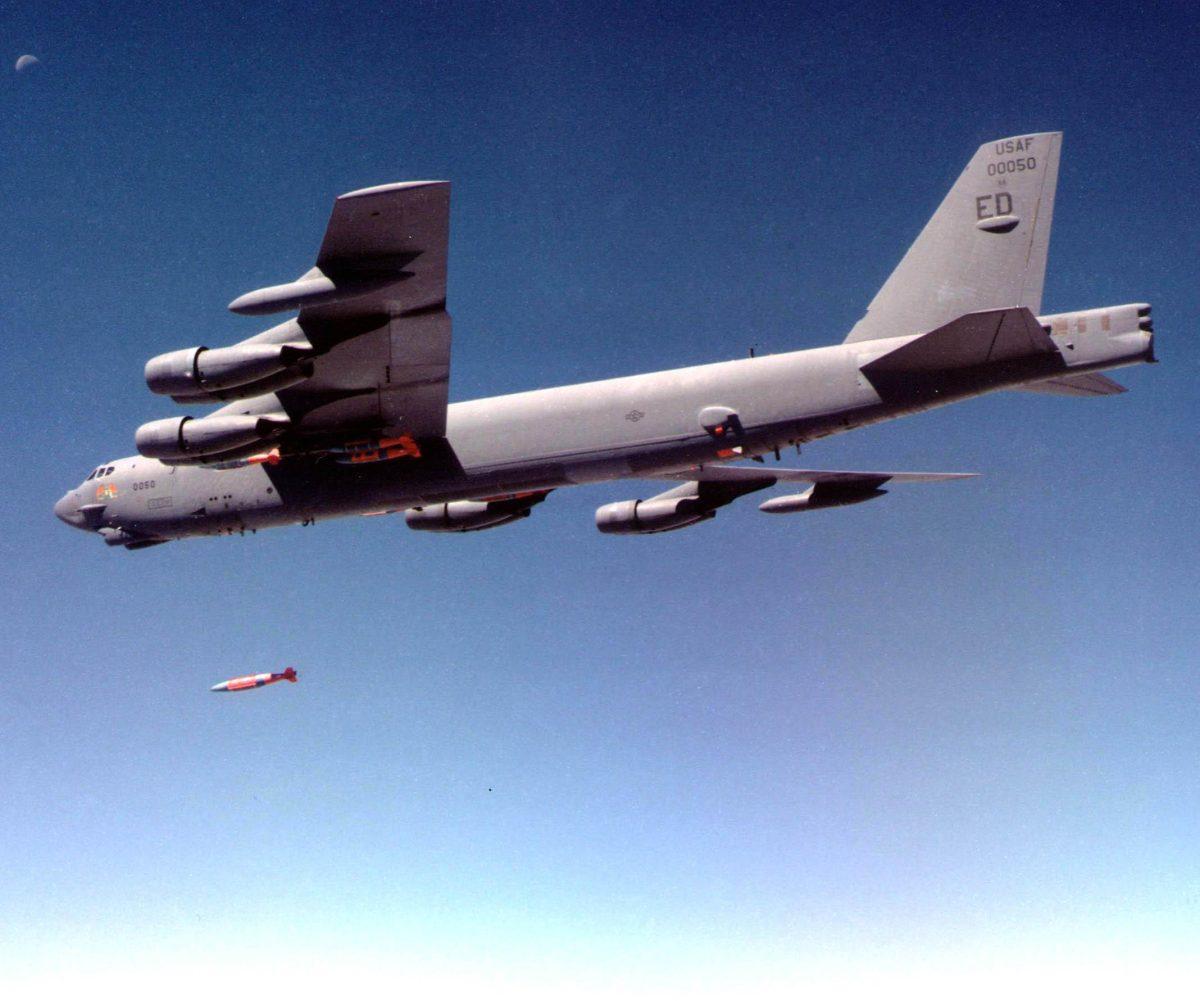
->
[3,2,1198,995]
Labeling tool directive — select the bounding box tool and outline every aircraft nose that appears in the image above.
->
[54,493,84,529]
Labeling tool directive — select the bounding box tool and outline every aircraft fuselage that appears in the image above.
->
[54,305,1153,546]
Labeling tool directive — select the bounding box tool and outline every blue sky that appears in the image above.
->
[3,2,1198,995]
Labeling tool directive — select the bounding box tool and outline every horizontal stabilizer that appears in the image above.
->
[1017,372,1127,396]
[860,307,1058,378]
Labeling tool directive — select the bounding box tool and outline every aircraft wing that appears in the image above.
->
[596,465,978,531]
[135,181,458,466]
[650,465,978,485]
[193,181,452,451]
[313,181,449,292]
[281,181,451,440]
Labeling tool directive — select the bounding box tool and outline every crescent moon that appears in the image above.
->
[15,54,39,72]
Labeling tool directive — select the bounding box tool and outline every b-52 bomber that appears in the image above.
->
[55,132,1154,550]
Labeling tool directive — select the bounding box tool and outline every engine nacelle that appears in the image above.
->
[405,499,535,533]
[135,414,290,461]
[758,484,887,513]
[145,343,313,398]
[166,363,314,405]
[595,497,714,535]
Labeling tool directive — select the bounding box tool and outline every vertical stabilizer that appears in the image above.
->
[845,132,1061,343]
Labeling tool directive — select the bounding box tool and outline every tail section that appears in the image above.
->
[858,302,1154,397]
[859,307,1057,376]
[845,132,1062,343]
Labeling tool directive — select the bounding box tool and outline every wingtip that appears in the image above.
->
[888,471,981,482]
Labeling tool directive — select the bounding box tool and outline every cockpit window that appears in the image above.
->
[105,466,115,476]
[86,470,95,481]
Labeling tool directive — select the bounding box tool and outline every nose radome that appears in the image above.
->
[54,493,84,528]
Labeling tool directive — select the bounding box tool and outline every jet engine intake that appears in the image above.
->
[135,413,291,461]
[145,343,313,398]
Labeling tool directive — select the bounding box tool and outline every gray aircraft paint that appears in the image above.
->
[54,133,1156,547]
[846,133,1061,344]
